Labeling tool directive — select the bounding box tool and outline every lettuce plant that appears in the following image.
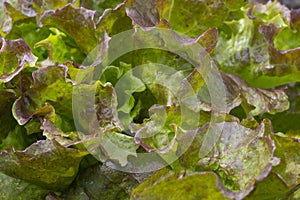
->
[0,0,299,199]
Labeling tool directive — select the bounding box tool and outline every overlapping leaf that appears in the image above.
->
[185,68,289,116]
[178,120,278,199]
[262,120,300,187]
[96,3,133,36]
[73,80,139,166]
[0,1,36,34]
[0,37,37,82]
[0,140,88,190]
[40,4,99,54]
[0,90,17,141]
[12,64,73,127]
[132,169,230,200]
[215,1,300,88]
[125,0,246,36]
[34,28,85,63]
[63,163,138,199]
[245,173,294,200]
[0,172,49,200]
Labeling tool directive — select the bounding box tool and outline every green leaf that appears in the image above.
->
[259,24,300,80]
[248,1,290,26]
[222,73,290,116]
[73,81,122,134]
[0,88,31,151]
[274,27,300,50]
[272,132,300,187]
[133,105,181,153]
[125,0,160,29]
[12,64,74,128]
[1,1,36,34]
[0,37,37,82]
[1,3,59,75]
[214,1,300,88]
[32,103,82,148]
[0,140,88,191]
[0,125,31,151]
[159,0,246,37]
[82,131,139,167]
[178,120,278,199]
[131,170,230,200]
[81,0,124,19]
[185,69,289,116]
[5,21,50,61]
[245,172,292,200]
[40,4,99,54]
[73,81,140,166]
[32,0,72,15]
[0,90,17,141]
[0,172,49,200]
[261,82,300,133]
[96,3,133,36]
[63,163,138,200]
[34,27,85,63]
[124,0,246,36]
